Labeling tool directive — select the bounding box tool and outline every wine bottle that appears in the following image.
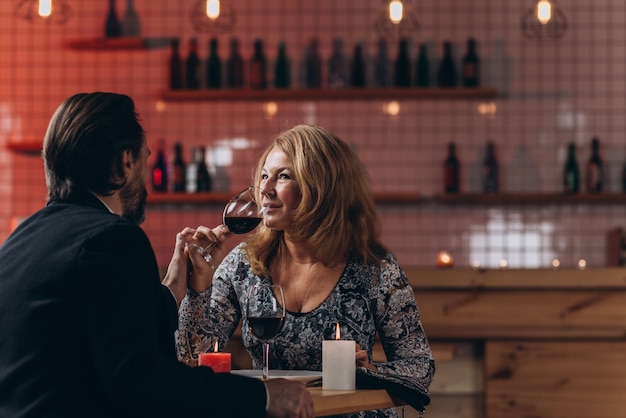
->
[373,37,390,87]
[586,136,603,193]
[274,41,291,89]
[437,41,457,87]
[249,39,268,89]
[168,38,183,90]
[195,147,212,192]
[104,0,122,38]
[206,37,222,89]
[462,38,479,87]
[185,38,201,90]
[303,38,322,88]
[415,43,430,87]
[444,142,460,194]
[186,148,198,194]
[151,141,168,192]
[328,38,348,88]
[350,42,366,88]
[172,142,186,193]
[226,37,245,89]
[394,38,411,87]
[482,141,498,193]
[121,0,141,37]
[563,142,580,194]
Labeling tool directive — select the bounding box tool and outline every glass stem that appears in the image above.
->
[262,342,270,380]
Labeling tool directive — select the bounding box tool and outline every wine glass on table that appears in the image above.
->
[189,186,268,268]
[246,284,286,381]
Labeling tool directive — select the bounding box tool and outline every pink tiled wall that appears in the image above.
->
[1,1,625,269]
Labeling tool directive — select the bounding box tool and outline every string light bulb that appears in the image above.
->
[522,0,567,40]
[16,0,71,25]
[191,0,235,33]
[374,0,419,40]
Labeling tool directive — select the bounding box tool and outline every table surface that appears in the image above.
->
[308,387,402,416]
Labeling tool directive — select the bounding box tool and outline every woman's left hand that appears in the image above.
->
[355,342,377,371]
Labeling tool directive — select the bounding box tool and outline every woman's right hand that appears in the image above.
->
[180,225,231,292]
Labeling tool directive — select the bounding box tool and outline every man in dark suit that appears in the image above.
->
[0,92,313,418]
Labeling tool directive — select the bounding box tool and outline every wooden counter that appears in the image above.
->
[309,387,403,417]
[405,267,626,418]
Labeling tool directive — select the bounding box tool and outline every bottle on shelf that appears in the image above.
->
[185,38,201,90]
[226,37,245,89]
[206,37,222,89]
[151,140,168,192]
[563,142,580,194]
[328,38,348,88]
[121,0,141,37]
[415,43,430,87]
[373,37,390,87]
[585,136,603,193]
[444,142,460,194]
[169,38,183,90]
[172,142,186,193]
[350,41,366,88]
[462,38,479,87]
[249,39,268,89]
[195,147,212,192]
[622,152,626,193]
[303,38,322,88]
[104,0,122,38]
[437,40,458,87]
[186,148,198,193]
[394,38,411,87]
[274,41,291,89]
[482,141,499,193]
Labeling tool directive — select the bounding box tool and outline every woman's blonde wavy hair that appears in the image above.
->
[245,124,387,277]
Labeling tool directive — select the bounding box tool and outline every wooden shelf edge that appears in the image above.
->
[7,139,42,155]
[158,87,498,102]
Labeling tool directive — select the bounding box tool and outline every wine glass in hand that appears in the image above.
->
[246,284,285,381]
[190,186,268,267]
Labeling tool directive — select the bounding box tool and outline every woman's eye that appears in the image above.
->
[260,173,268,180]
[278,173,291,180]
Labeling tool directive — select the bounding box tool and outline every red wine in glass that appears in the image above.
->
[224,216,262,234]
[248,316,285,340]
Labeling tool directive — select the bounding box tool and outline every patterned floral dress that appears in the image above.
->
[176,243,435,418]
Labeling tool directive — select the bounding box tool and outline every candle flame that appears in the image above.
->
[213,340,219,353]
[334,322,341,340]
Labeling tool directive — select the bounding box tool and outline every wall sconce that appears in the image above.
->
[374,0,419,40]
[521,0,567,40]
[16,0,71,25]
[191,0,236,33]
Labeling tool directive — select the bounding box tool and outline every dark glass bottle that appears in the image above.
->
[415,43,430,87]
[444,142,460,193]
[328,38,348,88]
[206,37,222,89]
[437,41,458,87]
[563,142,580,194]
[226,37,245,89]
[172,142,186,193]
[586,136,603,193]
[304,38,322,88]
[394,38,411,87]
[185,38,201,90]
[482,141,498,193]
[151,141,168,192]
[195,147,212,192]
[249,39,268,89]
[350,42,366,88]
[105,0,122,38]
[374,37,389,87]
[122,0,140,37]
[274,42,291,89]
[169,38,183,90]
[462,38,479,87]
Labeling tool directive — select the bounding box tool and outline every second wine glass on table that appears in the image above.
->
[246,284,286,381]
[190,186,268,267]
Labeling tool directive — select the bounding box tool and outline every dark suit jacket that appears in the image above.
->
[0,192,266,418]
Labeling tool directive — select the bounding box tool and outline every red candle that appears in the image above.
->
[198,341,231,373]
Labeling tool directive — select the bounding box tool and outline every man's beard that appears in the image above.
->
[119,180,147,225]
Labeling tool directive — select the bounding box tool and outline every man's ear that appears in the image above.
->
[121,149,134,171]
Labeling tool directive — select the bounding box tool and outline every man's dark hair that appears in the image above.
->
[43,92,145,201]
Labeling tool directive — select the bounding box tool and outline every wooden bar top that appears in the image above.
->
[308,387,402,417]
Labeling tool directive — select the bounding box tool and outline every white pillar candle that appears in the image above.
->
[322,323,356,390]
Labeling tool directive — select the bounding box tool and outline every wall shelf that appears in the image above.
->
[6,138,42,155]
[63,37,173,51]
[158,87,498,102]
[433,192,626,205]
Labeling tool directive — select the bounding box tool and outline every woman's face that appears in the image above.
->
[259,146,301,231]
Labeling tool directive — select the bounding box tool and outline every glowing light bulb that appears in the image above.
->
[389,0,403,24]
[38,0,52,17]
[382,101,400,116]
[537,0,552,25]
[206,0,220,20]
